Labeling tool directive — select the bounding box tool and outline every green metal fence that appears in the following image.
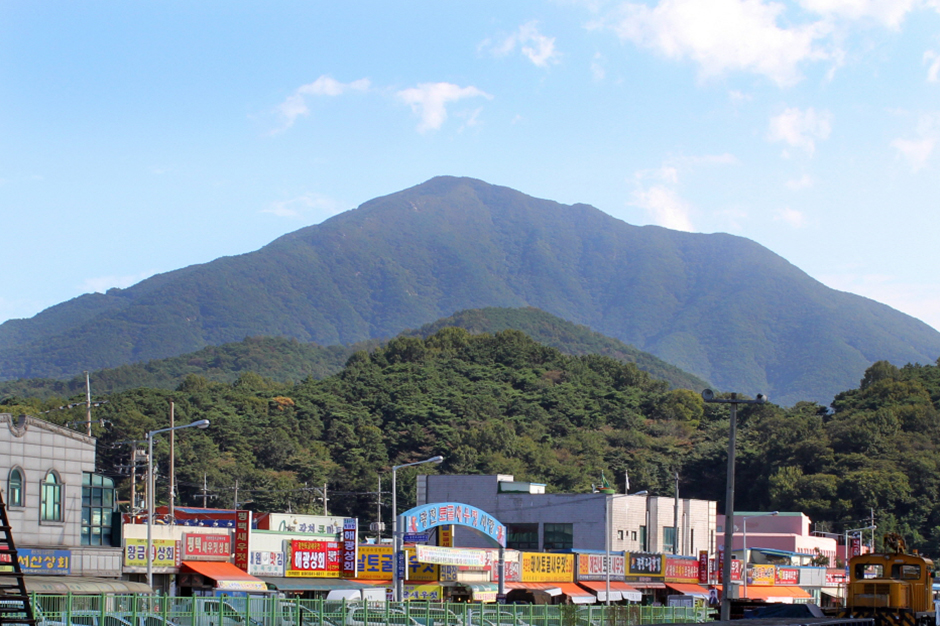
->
[30,595,711,626]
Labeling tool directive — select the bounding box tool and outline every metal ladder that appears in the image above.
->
[0,488,35,626]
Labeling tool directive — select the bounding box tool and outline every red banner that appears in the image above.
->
[183,533,231,560]
[287,540,340,577]
[776,567,799,585]
[233,510,251,572]
[698,551,709,584]
[665,556,699,583]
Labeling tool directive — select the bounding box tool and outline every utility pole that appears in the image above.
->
[169,401,175,518]
[130,446,138,516]
[673,472,679,555]
[234,479,239,509]
[376,477,382,540]
[85,372,92,436]
[322,483,328,515]
[200,473,210,508]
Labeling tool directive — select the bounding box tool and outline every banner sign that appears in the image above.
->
[248,551,285,577]
[18,548,70,574]
[521,553,574,582]
[665,556,699,583]
[440,526,454,547]
[416,545,487,567]
[748,563,776,585]
[776,567,800,585]
[340,518,358,577]
[576,554,625,581]
[403,584,442,601]
[287,540,340,577]
[698,551,709,584]
[628,553,664,577]
[850,537,861,559]
[234,510,252,572]
[183,533,231,560]
[124,539,180,570]
[826,568,847,585]
[400,502,506,547]
[356,545,438,581]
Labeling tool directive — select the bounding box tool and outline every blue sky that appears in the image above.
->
[2,1,939,335]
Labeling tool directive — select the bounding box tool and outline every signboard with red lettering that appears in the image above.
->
[665,556,699,583]
[287,540,340,577]
[401,502,505,547]
[577,553,625,581]
[183,533,231,561]
[521,553,574,582]
[826,568,847,585]
[234,510,252,572]
[340,518,357,577]
[776,567,800,585]
[698,550,709,584]
[850,537,861,558]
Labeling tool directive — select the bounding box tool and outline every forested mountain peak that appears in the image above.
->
[1,176,938,405]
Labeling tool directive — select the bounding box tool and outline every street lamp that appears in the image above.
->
[147,419,210,590]
[701,389,767,621]
[606,489,647,605]
[392,455,444,602]
[741,511,778,600]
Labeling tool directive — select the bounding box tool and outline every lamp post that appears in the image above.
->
[607,489,647,605]
[741,511,778,600]
[392,455,444,602]
[701,389,766,621]
[147,419,210,591]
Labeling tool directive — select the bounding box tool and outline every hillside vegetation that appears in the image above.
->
[5,327,940,557]
[1,177,937,404]
[0,308,706,399]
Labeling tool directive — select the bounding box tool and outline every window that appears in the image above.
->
[543,523,573,550]
[618,530,624,540]
[507,524,539,550]
[664,526,676,553]
[631,530,637,541]
[891,564,921,580]
[82,473,115,546]
[690,529,694,552]
[856,563,883,579]
[40,472,62,522]
[640,526,648,551]
[8,468,24,507]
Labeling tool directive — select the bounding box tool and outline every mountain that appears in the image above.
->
[2,176,938,405]
[0,308,706,399]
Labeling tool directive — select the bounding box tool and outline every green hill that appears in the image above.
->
[1,176,938,405]
[0,308,706,399]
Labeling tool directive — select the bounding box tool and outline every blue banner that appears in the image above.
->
[18,548,71,574]
[400,502,506,547]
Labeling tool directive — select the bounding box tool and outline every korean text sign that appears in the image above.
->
[287,540,340,578]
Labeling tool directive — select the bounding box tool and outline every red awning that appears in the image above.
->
[180,561,268,592]
[666,583,710,599]
[504,582,563,596]
[740,585,812,602]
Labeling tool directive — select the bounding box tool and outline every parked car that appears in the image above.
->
[0,599,70,626]
[191,599,264,626]
[68,612,180,626]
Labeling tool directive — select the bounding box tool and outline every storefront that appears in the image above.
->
[179,561,269,595]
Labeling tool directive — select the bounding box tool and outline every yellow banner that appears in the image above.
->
[356,545,438,581]
[748,564,776,585]
[521,552,573,582]
[124,539,178,568]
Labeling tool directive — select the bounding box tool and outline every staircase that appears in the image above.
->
[0,489,35,626]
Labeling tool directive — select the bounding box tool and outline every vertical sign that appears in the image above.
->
[440,525,454,547]
[850,537,861,559]
[698,550,709,584]
[234,510,252,572]
[341,518,358,577]
[717,545,724,584]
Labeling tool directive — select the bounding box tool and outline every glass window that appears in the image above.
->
[891,564,921,580]
[40,472,62,521]
[856,563,883,579]
[81,473,115,545]
[8,469,24,507]
[664,526,676,553]
[640,526,648,551]
[507,524,539,550]
[543,523,573,550]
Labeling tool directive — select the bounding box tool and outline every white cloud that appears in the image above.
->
[891,113,940,172]
[631,185,695,231]
[768,107,832,155]
[798,0,918,28]
[83,271,155,294]
[775,206,807,227]
[273,75,371,132]
[397,83,493,132]
[483,21,561,67]
[592,0,832,86]
[925,50,940,82]
[591,52,607,80]
[263,194,342,221]
[786,174,814,189]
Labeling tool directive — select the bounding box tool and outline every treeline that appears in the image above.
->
[3,328,940,557]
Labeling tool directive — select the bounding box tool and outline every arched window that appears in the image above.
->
[40,472,62,522]
[8,468,24,507]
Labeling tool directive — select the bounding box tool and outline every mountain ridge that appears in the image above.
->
[1,176,937,405]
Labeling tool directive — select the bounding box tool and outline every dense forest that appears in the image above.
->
[3,327,940,557]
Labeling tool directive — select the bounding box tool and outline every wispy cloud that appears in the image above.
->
[590,0,832,86]
[273,75,370,132]
[891,113,939,172]
[481,21,561,67]
[797,0,918,29]
[786,174,814,190]
[397,83,493,132]
[263,194,343,221]
[775,206,807,227]
[925,49,940,82]
[83,271,155,294]
[768,107,832,156]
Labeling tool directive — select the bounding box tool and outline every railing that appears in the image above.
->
[29,595,712,626]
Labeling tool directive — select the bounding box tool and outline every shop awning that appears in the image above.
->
[608,582,642,602]
[504,582,563,597]
[577,581,621,603]
[23,576,153,595]
[629,582,666,589]
[740,586,813,603]
[821,588,843,599]
[465,583,498,602]
[556,583,596,604]
[665,583,710,599]
[259,577,378,591]
[181,561,268,592]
